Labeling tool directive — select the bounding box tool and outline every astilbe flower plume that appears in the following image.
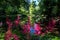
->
[23,16,31,34]
[34,23,42,35]
[14,15,20,26]
[5,29,12,40]
[23,24,29,34]
[13,34,19,40]
[46,18,56,32]
[20,16,30,40]
[6,17,13,30]
[6,17,11,26]
[5,17,19,40]
[5,17,13,40]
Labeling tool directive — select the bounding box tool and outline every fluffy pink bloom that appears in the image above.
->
[6,17,11,25]
[14,16,20,26]
[14,20,19,26]
[34,23,42,35]
[23,23,30,34]
[6,17,13,30]
[5,30,12,40]
[5,17,20,40]
[5,17,13,40]
[5,31,19,40]
[47,18,56,32]
[13,34,19,40]
[27,24,30,32]
[23,24,28,34]
[23,16,31,34]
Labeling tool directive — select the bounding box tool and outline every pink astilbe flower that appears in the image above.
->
[5,30,19,40]
[5,30,12,40]
[5,17,13,40]
[14,15,20,26]
[23,22,30,34]
[26,16,31,33]
[6,17,11,25]
[47,18,56,32]
[14,20,19,26]
[23,24,28,34]
[23,16,31,34]
[27,23,30,33]
[6,17,13,30]
[34,23,42,35]
[13,34,19,40]
[5,17,20,40]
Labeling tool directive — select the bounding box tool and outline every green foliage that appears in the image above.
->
[39,0,60,19]
[0,0,60,40]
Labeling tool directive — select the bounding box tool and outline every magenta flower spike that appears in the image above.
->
[6,17,11,25]
[23,23,30,34]
[14,15,20,26]
[5,16,19,40]
[52,18,56,26]
[13,34,19,40]
[5,17,13,40]
[5,30,12,40]
[22,16,31,34]
[23,24,28,34]
[34,23,42,35]
[5,31,19,40]
[47,18,56,32]
[6,17,13,30]
[27,16,31,33]
[27,23,30,32]
[14,20,19,26]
